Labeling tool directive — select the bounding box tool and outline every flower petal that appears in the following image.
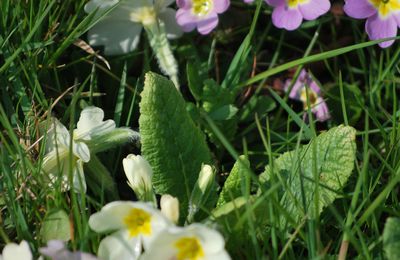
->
[265,0,285,8]
[98,230,142,260]
[176,9,197,32]
[299,0,330,20]
[159,8,184,39]
[343,0,376,19]
[214,0,230,13]
[2,241,32,260]
[87,19,142,55]
[72,159,87,193]
[365,14,397,48]
[272,5,303,31]
[75,107,116,140]
[197,12,219,34]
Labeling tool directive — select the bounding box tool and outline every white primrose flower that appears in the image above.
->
[123,154,154,202]
[84,0,182,55]
[0,241,32,260]
[160,194,179,224]
[42,106,115,192]
[141,223,231,260]
[89,201,171,260]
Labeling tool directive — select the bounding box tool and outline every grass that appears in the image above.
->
[1,0,400,259]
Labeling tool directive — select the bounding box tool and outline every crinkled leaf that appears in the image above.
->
[209,105,239,121]
[40,209,71,242]
[139,72,212,220]
[259,125,356,229]
[217,156,250,207]
[383,217,400,259]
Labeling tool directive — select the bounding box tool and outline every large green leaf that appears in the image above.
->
[383,217,400,259]
[139,72,212,219]
[259,125,356,228]
[40,209,71,242]
[217,156,250,207]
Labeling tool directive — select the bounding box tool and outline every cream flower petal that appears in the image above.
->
[89,201,169,233]
[1,241,32,260]
[98,230,142,260]
[73,142,90,162]
[159,8,183,39]
[142,224,230,260]
[45,119,71,153]
[84,0,119,13]
[75,107,116,141]
[87,19,142,55]
[72,159,87,193]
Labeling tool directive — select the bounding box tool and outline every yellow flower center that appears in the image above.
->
[287,0,310,8]
[300,88,318,110]
[130,7,156,25]
[192,0,213,16]
[368,0,400,18]
[174,237,205,260]
[123,208,152,237]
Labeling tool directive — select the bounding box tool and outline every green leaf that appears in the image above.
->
[139,72,212,220]
[208,105,239,121]
[383,217,400,259]
[40,209,71,242]
[217,156,250,207]
[259,125,356,228]
[186,62,203,100]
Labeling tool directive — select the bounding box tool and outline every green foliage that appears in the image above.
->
[259,125,356,228]
[383,217,400,260]
[217,156,250,207]
[139,72,212,220]
[40,209,71,242]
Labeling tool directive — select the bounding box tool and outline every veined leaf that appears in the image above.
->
[217,156,250,207]
[139,72,212,220]
[383,217,400,259]
[259,125,356,228]
[40,209,71,242]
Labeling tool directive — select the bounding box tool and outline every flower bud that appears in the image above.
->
[187,164,216,223]
[160,194,179,224]
[123,154,155,203]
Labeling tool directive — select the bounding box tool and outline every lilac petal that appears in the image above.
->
[244,0,254,3]
[299,0,330,20]
[343,0,376,19]
[197,12,219,34]
[272,5,303,31]
[176,9,197,32]
[365,14,397,48]
[214,0,230,13]
[313,98,331,122]
[176,0,190,8]
[265,0,285,7]
[394,13,400,26]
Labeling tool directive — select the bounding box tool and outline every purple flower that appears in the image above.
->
[40,240,99,260]
[244,0,254,3]
[344,0,400,48]
[176,0,230,34]
[265,0,330,30]
[284,69,331,122]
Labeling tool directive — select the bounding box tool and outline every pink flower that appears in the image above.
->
[176,0,230,34]
[265,0,330,30]
[284,69,331,122]
[344,0,400,48]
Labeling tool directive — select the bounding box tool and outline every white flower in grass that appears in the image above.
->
[42,106,115,192]
[141,224,231,260]
[160,194,179,224]
[89,201,171,260]
[39,240,99,260]
[84,0,182,55]
[123,154,154,201]
[0,241,32,260]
